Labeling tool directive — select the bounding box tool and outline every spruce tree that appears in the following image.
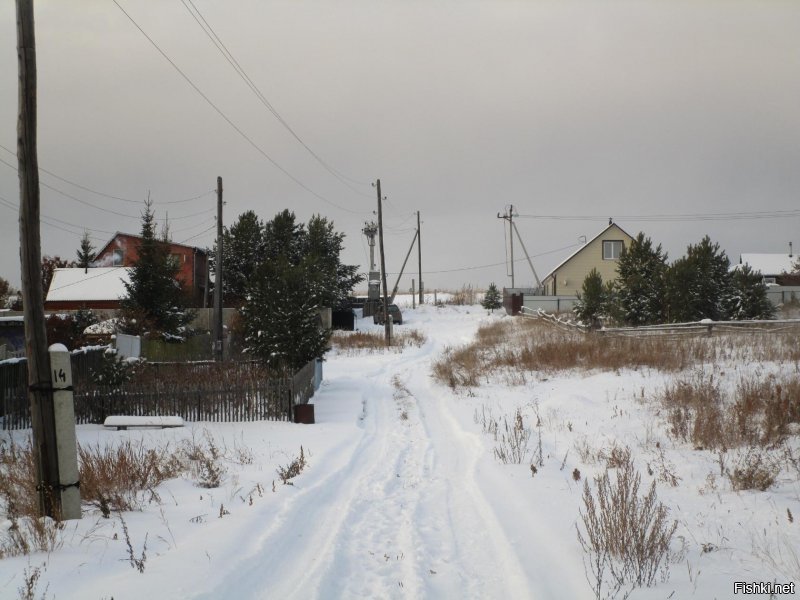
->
[727,264,775,320]
[665,236,732,322]
[241,256,329,371]
[120,198,192,335]
[305,214,363,308]
[481,283,503,312]
[76,231,95,273]
[573,269,606,328]
[612,232,667,325]
[216,210,266,307]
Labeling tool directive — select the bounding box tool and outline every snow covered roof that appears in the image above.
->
[46,267,132,302]
[738,254,797,276]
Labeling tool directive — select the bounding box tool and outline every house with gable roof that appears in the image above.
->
[541,221,635,297]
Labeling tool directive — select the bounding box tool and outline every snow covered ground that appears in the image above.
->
[1,304,799,599]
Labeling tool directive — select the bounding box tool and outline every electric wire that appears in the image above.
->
[0,143,214,205]
[0,195,107,242]
[0,155,215,220]
[111,0,370,216]
[385,242,581,275]
[179,0,371,194]
[516,209,800,222]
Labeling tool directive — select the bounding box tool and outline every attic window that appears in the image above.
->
[603,240,623,260]
[111,249,123,266]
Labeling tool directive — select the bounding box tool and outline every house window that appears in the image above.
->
[763,277,776,285]
[603,240,623,260]
[111,249,124,266]
[168,253,182,269]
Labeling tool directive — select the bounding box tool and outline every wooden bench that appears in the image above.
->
[103,416,185,431]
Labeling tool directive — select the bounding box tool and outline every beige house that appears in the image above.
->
[542,222,634,296]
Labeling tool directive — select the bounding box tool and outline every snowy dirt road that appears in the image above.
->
[194,307,572,600]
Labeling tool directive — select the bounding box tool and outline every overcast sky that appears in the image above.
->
[1,1,799,292]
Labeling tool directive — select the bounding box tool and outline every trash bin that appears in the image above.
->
[293,403,315,424]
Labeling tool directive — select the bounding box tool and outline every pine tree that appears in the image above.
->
[241,256,330,371]
[305,214,363,308]
[665,236,732,322]
[76,231,95,273]
[612,232,667,325]
[215,210,267,307]
[120,198,192,335]
[727,264,775,320]
[0,276,13,308]
[481,283,503,312]
[573,269,606,328]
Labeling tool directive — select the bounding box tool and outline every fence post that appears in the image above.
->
[49,344,81,520]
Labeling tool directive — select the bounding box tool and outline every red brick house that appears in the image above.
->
[93,232,209,307]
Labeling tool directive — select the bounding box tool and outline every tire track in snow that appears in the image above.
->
[194,311,537,599]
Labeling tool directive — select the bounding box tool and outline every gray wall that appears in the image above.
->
[522,295,578,314]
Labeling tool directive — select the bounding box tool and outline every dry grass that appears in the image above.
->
[577,453,677,599]
[445,284,478,306]
[660,372,800,453]
[79,439,184,513]
[1,432,254,557]
[432,318,800,389]
[0,439,64,558]
[331,329,426,353]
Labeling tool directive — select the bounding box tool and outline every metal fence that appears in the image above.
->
[1,350,317,430]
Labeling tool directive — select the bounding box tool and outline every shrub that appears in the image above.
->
[577,456,677,599]
[728,448,779,492]
[79,440,183,512]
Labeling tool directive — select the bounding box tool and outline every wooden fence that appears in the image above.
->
[1,350,316,430]
[520,306,800,338]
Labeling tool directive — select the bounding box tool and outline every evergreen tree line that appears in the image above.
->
[574,233,776,327]
[214,209,363,371]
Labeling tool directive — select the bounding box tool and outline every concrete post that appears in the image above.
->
[48,344,81,520]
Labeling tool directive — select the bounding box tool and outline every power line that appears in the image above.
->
[111,0,371,216]
[516,209,800,222]
[385,242,581,275]
[0,155,215,220]
[1,141,214,205]
[0,192,213,245]
[179,0,371,195]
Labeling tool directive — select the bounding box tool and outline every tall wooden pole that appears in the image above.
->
[17,0,61,518]
[213,176,223,361]
[376,179,391,345]
[417,211,423,305]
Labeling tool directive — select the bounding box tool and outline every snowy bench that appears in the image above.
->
[103,416,185,431]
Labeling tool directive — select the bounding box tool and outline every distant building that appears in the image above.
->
[44,267,132,310]
[738,250,799,286]
[93,232,209,306]
[541,222,635,296]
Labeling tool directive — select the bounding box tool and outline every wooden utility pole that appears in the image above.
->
[17,0,61,518]
[213,176,223,361]
[497,205,515,288]
[417,211,423,305]
[376,179,391,345]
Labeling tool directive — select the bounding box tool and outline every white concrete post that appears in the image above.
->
[48,344,81,520]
